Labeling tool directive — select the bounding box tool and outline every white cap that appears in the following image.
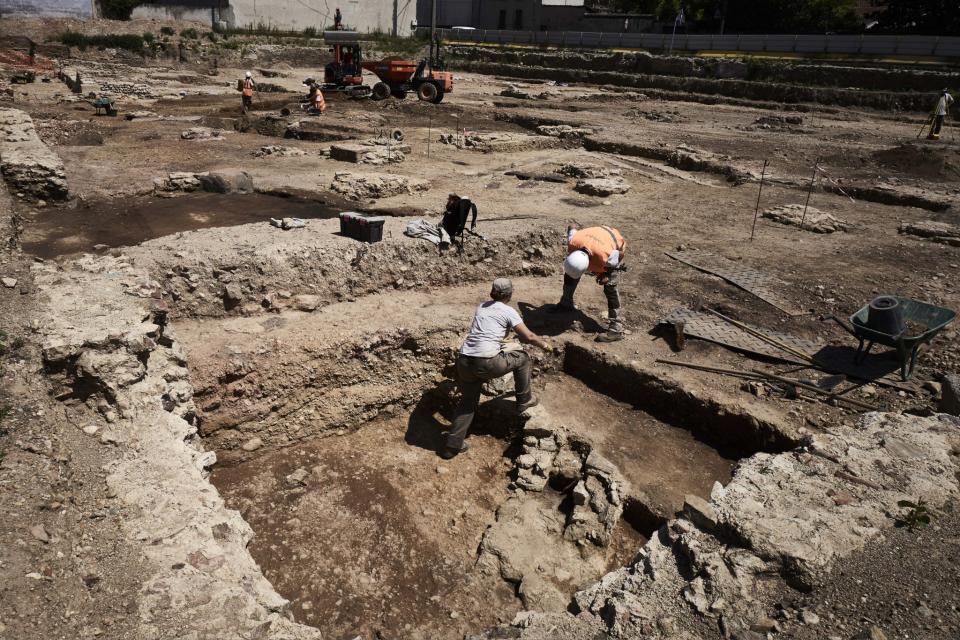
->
[563,250,589,279]
[245,71,252,78]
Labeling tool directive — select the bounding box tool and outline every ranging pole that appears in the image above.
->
[750,159,768,241]
[800,157,819,231]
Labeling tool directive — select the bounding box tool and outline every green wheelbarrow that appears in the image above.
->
[829,296,956,381]
[92,97,117,116]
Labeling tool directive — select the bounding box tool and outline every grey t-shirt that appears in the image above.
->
[460,301,524,358]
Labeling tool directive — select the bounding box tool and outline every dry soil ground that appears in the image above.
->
[1,21,959,640]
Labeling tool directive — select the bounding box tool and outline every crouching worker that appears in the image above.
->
[553,223,627,342]
[442,278,552,460]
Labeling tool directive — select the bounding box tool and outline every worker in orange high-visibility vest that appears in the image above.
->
[241,71,256,113]
[313,82,326,114]
[550,223,627,342]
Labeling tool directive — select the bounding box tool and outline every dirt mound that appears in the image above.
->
[871,143,960,182]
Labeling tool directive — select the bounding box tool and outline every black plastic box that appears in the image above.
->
[339,212,385,243]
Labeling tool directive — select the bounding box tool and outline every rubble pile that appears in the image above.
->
[762,204,851,233]
[574,177,631,196]
[513,409,626,547]
[181,126,226,141]
[125,110,159,120]
[99,81,155,98]
[329,138,410,165]
[558,162,620,180]
[536,124,593,138]
[754,114,804,128]
[330,171,429,200]
[0,108,68,200]
[438,131,565,153]
[627,107,684,123]
[899,220,960,246]
[254,145,306,158]
[154,169,254,194]
[490,411,960,639]
[558,162,631,196]
[500,84,554,100]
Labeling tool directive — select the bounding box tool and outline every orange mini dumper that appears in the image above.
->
[362,39,453,103]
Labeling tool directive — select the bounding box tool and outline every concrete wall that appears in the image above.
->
[225,0,414,35]
[1,0,93,18]
[131,4,215,24]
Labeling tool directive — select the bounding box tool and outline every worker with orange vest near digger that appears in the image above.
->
[305,78,327,114]
[241,71,256,113]
[551,223,627,343]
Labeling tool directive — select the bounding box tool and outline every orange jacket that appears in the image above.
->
[314,88,326,112]
[242,78,254,97]
[568,226,626,274]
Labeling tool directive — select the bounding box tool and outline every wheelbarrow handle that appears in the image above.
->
[824,314,858,338]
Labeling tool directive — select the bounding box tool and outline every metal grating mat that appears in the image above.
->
[665,250,804,316]
[662,308,817,363]
[661,308,920,392]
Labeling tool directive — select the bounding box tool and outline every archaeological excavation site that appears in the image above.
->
[0,10,959,640]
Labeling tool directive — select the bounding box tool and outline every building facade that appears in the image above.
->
[1,0,93,19]
[2,0,412,36]
[416,0,652,32]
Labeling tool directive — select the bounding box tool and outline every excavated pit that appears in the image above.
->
[198,329,761,638]
[20,192,344,258]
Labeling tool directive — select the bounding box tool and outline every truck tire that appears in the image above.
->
[417,82,438,102]
[372,82,391,101]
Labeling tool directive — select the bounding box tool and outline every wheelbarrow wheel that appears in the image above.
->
[417,82,438,103]
[372,82,391,101]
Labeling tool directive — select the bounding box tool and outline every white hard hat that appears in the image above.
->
[563,250,590,279]
[245,71,252,78]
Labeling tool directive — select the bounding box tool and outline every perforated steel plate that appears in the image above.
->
[666,251,803,316]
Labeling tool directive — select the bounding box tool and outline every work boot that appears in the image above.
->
[439,442,470,460]
[595,331,624,343]
[516,394,540,414]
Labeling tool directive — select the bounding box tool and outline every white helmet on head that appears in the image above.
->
[563,250,589,279]
[245,71,252,78]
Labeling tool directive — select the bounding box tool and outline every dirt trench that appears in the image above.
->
[182,275,788,639]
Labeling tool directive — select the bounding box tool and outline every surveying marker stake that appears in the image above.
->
[750,159,768,241]
[799,156,819,231]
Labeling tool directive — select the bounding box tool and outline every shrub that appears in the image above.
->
[54,31,145,52]
[142,31,154,44]
[160,26,175,36]
[180,27,199,39]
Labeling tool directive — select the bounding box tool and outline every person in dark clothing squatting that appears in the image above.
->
[441,278,552,460]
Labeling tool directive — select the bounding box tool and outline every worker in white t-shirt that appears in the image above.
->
[442,278,551,459]
[928,88,954,140]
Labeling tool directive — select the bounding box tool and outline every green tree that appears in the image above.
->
[722,0,858,33]
[871,0,960,35]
